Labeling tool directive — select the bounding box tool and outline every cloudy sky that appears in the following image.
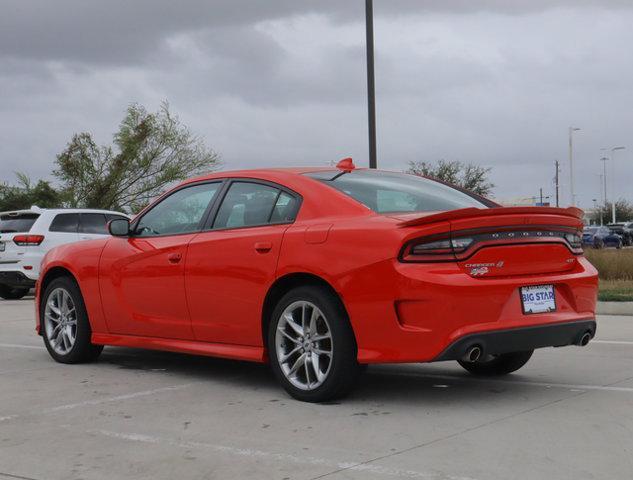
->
[1,0,632,207]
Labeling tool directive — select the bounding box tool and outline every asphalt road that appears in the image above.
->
[2,298,633,480]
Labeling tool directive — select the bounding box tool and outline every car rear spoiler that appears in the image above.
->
[398,206,584,228]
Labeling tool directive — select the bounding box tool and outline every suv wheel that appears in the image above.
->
[0,285,29,300]
[268,286,361,402]
[41,276,103,363]
[458,350,533,376]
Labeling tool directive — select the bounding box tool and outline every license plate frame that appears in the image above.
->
[520,284,556,315]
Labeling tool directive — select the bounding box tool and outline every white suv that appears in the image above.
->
[0,206,129,299]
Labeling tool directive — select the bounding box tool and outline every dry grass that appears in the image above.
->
[583,249,633,301]
[597,279,633,302]
[584,248,633,281]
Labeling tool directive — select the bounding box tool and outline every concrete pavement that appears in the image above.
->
[1,297,633,480]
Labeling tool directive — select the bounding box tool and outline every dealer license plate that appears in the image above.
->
[520,284,556,314]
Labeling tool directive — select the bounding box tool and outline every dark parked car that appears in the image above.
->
[582,226,623,249]
[607,222,633,246]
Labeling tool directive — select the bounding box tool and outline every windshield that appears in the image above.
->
[0,213,40,233]
[305,170,488,214]
[584,227,598,234]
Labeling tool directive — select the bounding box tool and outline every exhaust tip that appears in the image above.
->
[578,331,592,347]
[463,345,482,363]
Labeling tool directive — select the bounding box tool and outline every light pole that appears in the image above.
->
[365,0,377,169]
[610,146,626,223]
[568,127,581,206]
[600,156,608,205]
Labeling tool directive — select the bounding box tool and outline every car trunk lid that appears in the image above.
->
[398,206,583,277]
[0,211,40,264]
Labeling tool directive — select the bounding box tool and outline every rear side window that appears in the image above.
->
[306,170,486,213]
[0,213,40,233]
[213,182,282,229]
[79,213,109,234]
[49,213,79,233]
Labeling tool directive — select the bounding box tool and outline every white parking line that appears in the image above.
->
[593,340,633,345]
[94,429,478,480]
[378,371,633,393]
[0,343,44,350]
[0,384,193,423]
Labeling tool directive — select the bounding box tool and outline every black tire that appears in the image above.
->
[267,285,361,402]
[0,285,29,300]
[458,350,533,376]
[40,276,103,364]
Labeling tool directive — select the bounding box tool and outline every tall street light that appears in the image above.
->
[600,156,608,205]
[365,0,377,169]
[610,146,626,223]
[568,127,581,206]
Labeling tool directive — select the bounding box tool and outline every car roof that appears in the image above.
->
[0,207,129,216]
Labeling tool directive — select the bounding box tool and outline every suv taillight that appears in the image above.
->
[13,235,45,246]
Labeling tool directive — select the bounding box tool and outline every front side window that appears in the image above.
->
[213,182,285,229]
[135,182,220,237]
[49,213,79,233]
[306,170,487,214]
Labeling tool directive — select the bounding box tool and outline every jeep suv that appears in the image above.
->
[0,207,128,299]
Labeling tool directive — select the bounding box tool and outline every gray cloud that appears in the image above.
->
[1,1,633,209]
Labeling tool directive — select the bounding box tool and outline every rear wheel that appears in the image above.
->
[268,286,361,402]
[0,285,29,300]
[458,350,533,376]
[41,276,103,363]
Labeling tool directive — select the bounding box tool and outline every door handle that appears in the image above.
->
[254,242,273,253]
[167,252,182,263]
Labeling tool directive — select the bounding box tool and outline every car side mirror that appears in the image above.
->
[108,218,131,237]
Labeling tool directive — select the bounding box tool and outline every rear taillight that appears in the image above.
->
[401,227,582,263]
[13,235,44,246]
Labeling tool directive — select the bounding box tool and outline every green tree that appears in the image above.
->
[591,199,633,224]
[0,173,63,211]
[406,160,494,197]
[54,102,220,213]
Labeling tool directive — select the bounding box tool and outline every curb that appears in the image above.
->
[597,301,633,316]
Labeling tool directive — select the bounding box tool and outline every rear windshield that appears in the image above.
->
[305,170,487,213]
[0,213,40,233]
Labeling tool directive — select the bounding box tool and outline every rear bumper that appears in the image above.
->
[0,271,36,289]
[433,319,596,361]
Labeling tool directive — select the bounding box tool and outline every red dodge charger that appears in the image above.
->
[35,160,598,402]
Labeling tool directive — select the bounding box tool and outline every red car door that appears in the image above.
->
[186,180,300,346]
[99,181,222,339]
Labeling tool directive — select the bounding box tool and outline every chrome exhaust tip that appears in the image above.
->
[462,345,482,363]
[578,331,592,347]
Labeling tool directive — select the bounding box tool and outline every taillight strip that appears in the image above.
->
[401,226,582,263]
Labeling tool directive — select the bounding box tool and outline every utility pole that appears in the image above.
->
[539,188,544,205]
[568,127,581,206]
[365,0,377,169]
[554,160,560,207]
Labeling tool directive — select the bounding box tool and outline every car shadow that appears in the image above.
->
[96,347,542,406]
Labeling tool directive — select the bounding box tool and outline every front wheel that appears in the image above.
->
[0,285,30,300]
[268,286,361,402]
[41,276,103,364]
[458,350,533,376]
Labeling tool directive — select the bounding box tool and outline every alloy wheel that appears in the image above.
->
[44,287,77,355]
[275,300,333,391]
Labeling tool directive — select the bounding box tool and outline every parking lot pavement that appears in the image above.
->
[1,299,633,480]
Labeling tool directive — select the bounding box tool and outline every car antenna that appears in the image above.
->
[330,157,356,181]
